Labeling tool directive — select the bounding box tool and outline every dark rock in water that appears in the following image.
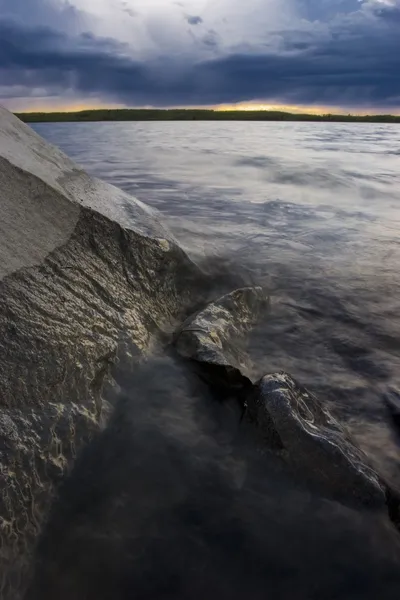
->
[250,372,386,509]
[0,106,207,598]
[175,287,268,393]
[384,388,400,444]
[24,359,400,600]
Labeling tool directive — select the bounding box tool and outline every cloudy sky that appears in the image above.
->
[0,0,399,112]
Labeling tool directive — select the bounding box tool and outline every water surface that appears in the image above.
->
[31,120,400,597]
[34,120,400,479]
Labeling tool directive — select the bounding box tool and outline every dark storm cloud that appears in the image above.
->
[193,44,400,107]
[0,1,399,109]
[202,29,219,48]
[297,0,362,21]
[186,15,203,25]
[0,0,85,32]
[0,21,154,102]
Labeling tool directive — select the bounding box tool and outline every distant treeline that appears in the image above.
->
[16,109,400,124]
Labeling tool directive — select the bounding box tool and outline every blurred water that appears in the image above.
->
[28,120,400,598]
[34,120,400,481]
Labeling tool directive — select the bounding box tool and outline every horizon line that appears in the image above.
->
[14,107,400,117]
[8,100,399,117]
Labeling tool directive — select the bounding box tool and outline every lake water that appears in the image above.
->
[34,120,400,481]
[31,121,400,598]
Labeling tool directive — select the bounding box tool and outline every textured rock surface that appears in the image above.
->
[250,372,386,508]
[0,107,206,598]
[175,287,268,391]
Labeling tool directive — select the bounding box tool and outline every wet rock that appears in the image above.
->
[250,372,386,508]
[384,388,400,444]
[175,287,268,393]
[0,107,206,598]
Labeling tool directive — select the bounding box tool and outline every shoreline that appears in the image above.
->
[16,109,400,124]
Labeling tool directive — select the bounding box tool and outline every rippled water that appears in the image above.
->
[31,121,400,598]
[34,120,400,480]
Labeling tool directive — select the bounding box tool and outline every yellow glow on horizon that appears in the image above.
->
[215,101,400,115]
[14,100,399,116]
[17,101,125,113]
[17,101,341,114]
[215,102,350,115]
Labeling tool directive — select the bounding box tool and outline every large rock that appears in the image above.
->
[0,107,206,597]
[249,372,387,508]
[175,287,268,393]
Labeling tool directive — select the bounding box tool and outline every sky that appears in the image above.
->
[0,0,399,112]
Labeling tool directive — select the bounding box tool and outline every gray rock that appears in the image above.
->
[0,107,206,598]
[250,372,386,508]
[175,287,268,391]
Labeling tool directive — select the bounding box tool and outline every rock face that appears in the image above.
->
[0,107,206,598]
[175,287,268,392]
[250,372,386,508]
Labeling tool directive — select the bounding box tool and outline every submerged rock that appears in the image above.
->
[175,287,268,392]
[22,359,400,600]
[250,372,386,508]
[0,107,206,598]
